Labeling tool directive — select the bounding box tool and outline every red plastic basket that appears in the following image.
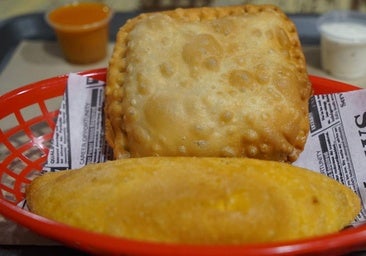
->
[0,69,364,256]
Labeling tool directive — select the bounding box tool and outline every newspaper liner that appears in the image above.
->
[41,73,113,171]
[21,73,366,225]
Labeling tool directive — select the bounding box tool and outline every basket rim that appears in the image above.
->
[0,70,364,256]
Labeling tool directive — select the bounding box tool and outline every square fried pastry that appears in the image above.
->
[105,5,312,161]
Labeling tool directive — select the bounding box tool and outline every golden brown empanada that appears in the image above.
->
[26,157,360,244]
[105,5,312,161]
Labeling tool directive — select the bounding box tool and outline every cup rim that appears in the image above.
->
[45,2,114,32]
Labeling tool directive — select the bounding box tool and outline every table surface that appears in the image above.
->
[1,7,366,256]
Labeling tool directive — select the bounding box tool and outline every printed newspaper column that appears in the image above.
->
[43,73,113,172]
[42,95,70,171]
[294,89,366,222]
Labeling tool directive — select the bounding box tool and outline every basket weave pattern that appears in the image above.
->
[0,81,65,204]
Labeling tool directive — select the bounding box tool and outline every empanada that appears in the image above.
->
[26,157,360,244]
[105,5,312,161]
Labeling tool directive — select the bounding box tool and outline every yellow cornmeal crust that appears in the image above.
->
[105,5,312,161]
[26,157,360,244]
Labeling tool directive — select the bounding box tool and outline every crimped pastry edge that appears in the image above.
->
[105,4,309,159]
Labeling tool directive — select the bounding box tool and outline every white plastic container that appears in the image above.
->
[317,11,366,79]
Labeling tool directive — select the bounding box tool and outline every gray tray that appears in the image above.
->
[0,11,320,73]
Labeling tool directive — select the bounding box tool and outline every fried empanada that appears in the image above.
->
[105,5,312,162]
[27,157,360,244]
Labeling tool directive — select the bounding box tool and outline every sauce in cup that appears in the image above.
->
[317,11,366,79]
[46,2,113,64]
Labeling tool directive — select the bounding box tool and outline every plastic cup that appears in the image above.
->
[46,2,113,64]
[317,11,366,79]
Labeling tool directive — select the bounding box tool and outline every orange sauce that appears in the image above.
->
[48,2,111,27]
[47,2,112,64]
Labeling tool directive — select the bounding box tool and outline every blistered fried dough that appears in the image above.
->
[27,157,360,244]
[105,5,312,161]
